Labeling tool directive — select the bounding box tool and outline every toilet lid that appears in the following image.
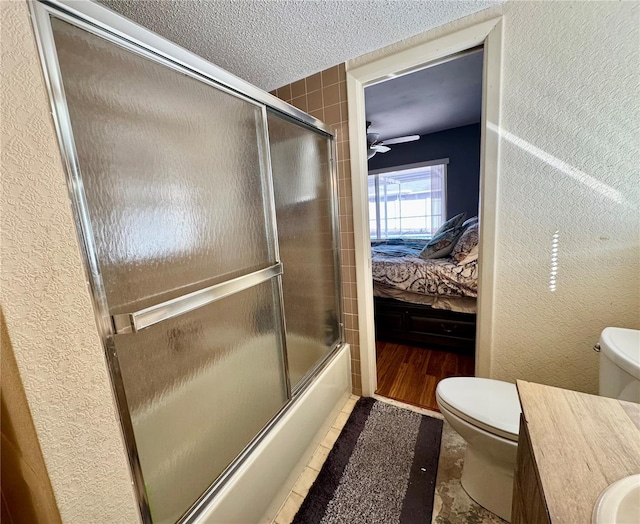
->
[436,377,521,442]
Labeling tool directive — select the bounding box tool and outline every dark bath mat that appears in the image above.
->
[293,397,443,524]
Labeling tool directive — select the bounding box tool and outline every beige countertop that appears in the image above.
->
[516,380,640,523]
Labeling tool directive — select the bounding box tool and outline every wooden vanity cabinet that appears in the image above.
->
[513,381,640,524]
[512,415,550,524]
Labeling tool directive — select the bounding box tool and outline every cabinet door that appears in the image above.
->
[513,416,551,524]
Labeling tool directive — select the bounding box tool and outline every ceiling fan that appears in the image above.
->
[366,121,420,159]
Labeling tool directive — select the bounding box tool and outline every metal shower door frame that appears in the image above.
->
[29,1,344,522]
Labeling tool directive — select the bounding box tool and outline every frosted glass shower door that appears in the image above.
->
[49,18,288,523]
[267,112,342,388]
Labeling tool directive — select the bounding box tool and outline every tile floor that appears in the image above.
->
[272,395,505,524]
[433,421,506,524]
[273,395,359,524]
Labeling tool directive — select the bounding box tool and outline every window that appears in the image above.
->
[369,160,448,240]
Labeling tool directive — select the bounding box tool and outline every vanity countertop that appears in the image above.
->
[516,380,640,523]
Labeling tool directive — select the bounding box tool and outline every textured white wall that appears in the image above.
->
[0,1,140,521]
[350,0,640,394]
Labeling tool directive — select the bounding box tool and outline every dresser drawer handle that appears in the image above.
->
[441,323,458,334]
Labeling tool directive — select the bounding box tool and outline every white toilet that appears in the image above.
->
[436,377,520,521]
[598,327,640,403]
[436,327,640,523]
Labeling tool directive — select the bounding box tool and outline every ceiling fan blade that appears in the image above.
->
[373,145,390,153]
[382,135,420,146]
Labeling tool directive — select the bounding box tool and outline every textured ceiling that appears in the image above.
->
[365,49,483,139]
[98,0,500,91]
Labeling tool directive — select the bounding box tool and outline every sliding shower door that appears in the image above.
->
[34,2,343,522]
[49,17,289,524]
[268,113,342,388]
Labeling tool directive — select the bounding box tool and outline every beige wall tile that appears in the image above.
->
[324,103,341,126]
[322,83,340,107]
[345,313,356,330]
[309,108,324,121]
[340,177,352,199]
[340,100,349,123]
[337,81,347,102]
[321,67,340,87]
[340,140,351,160]
[306,72,322,92]
[336,122,349,143]
[306,89,323,112]
[279,84,292,102]
[290,79,306,99]
[290,95,307,112]
[351,373,361,392]
[343,298,353,314]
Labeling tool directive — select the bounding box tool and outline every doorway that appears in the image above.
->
[346,17,503,400]
[365,49,482,410]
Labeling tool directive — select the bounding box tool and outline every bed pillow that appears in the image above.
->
[462,216,478,229]
[433,212,466,238]
[451,223,479,263]
[457,244,479,265]
[419,225,467,260]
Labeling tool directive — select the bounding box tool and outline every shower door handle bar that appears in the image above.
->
[111,263,283,334]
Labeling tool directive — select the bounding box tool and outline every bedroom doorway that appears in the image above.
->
[346,18,503,401]
[364,49,482,411]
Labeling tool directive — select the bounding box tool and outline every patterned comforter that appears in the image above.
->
[371,240,478,298]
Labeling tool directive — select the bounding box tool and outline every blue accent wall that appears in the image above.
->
[368,123,481,219]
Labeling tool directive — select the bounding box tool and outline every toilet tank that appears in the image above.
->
[599,327,640,403]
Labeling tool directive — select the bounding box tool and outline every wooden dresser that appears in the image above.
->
[513,381,640,523]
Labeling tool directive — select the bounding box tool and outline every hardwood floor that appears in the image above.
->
[375,341,475,412]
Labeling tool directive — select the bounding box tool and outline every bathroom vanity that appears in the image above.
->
[513,380,640,523]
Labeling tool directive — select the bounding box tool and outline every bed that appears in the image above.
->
[371,239,477,351]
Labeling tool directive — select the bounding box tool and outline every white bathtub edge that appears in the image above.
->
[195,343,352,524]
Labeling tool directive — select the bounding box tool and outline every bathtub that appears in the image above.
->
[194,341,352,523]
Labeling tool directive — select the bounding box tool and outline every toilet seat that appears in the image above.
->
[436,377,521,442]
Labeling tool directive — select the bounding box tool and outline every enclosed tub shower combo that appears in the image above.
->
[30,1,351,522]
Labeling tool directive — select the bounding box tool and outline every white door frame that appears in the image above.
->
[346,18,504,396]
